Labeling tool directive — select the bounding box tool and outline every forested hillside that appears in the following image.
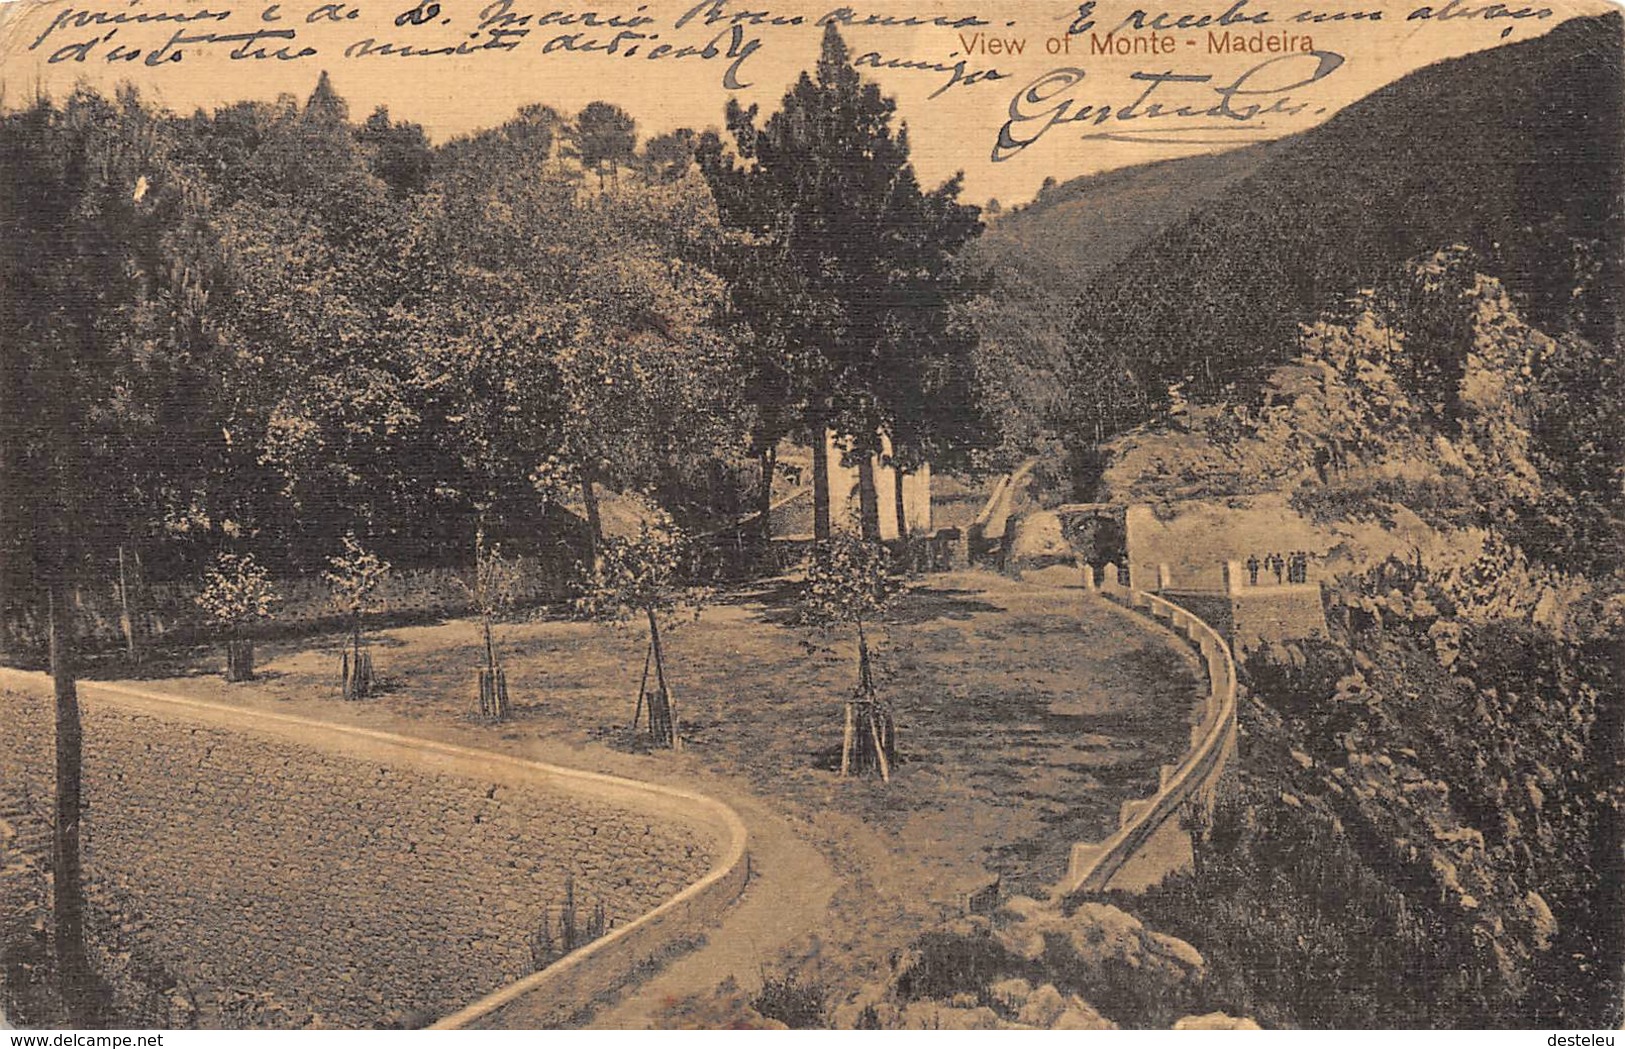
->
[967,13,1622,479]
[961,145,1282,475]
[974,143,1282,292]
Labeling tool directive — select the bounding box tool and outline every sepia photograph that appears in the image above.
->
[0,0,1619,1031]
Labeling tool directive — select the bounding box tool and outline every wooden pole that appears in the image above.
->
[869,708,891,783]
[840,700,855,777]
[857,619,873,697]
[646,606,680,750]
[632,637,652,729]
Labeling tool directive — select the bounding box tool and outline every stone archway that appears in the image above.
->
[1055,504,1129,572]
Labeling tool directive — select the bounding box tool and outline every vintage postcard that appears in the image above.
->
[0,0,1619,1032]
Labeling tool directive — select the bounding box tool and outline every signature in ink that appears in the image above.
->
[991,51,1346,160]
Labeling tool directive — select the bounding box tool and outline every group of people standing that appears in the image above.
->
[1245,550,1312,585]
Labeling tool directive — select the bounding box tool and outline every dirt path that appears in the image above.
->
[582,791,838,1028]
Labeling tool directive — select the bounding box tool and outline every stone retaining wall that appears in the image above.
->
[1056,590,1239,899]
[0,682,724,1028]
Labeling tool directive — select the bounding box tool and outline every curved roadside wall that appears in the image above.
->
[1054,590,1239,900]
[0,672,746,1029]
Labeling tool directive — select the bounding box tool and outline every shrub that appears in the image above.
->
[751,972,828,1029]
[194,552,278,681]
[798,535,905,779]
[322,533,391,699]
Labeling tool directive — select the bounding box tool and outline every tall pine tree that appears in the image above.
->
[697,25,982,540]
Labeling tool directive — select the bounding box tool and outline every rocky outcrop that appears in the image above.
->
[989,978,1116,1029]
[994,897,1206,989]
[1175,1011,1262,1029]
[862,894,1218,1029]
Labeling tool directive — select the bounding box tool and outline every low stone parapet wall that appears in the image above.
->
[1054,591,1238,899]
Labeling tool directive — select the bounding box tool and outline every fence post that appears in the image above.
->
[1223,560,1247,593]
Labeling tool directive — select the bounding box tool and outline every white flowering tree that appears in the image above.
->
[799,535,904,780]
[576,518,705,750]
[195,552,280,682]
[322,533,391,699]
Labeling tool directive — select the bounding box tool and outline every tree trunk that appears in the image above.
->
[856,447,881,542]
[116,544,137,663]
[857,619,873,698]
[579,470,603,564]
[811,424,831,542]
[756,443,776,541]
[892,463,910,542]
[225,635,255,682]
[344,612,371,700]
[47,579,89,1007]
[478,612,510,719]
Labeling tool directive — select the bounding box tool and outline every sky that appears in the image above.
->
[0,0,1615,204]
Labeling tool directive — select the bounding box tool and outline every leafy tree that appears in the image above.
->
[195,552,280,681]
[637,128,697,183]
[192,75,443,567]
[873,185,989,529]
[554,177,745,550]
[576,519,706,750]
[422,104,744,560]
[697,25,983,540]
[798,535,904,779]
[322,533,391,699]
[568,101,637,187]
[410,116,575,554]
[955,254,1078,486]
[355,105,433,196]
